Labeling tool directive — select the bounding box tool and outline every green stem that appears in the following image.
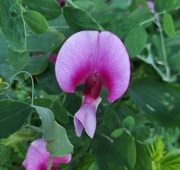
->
[66,0,79,8]
[47,155,53,170]
[155,20,170,81]
[29,125,43,133]
[10,71,35,106]
[136,55,165,80]
[139,6,180,26]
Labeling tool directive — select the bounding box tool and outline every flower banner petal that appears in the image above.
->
[96,31,130,102]
[55,31,100,93]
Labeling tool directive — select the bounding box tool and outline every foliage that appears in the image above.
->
[0,0,180,169]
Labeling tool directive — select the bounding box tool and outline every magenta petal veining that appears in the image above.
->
[55,30,130,138]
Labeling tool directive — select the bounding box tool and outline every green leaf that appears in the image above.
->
[0,100,33,138]
[50,98,69,124]
[24,55,48,75]
[124,25,147,58]
[75,153,94,170]
[63,6,102,32]
[163,13,175,37]
[0,31,8,63]
[111,128,124,138]
[132,127,150,141]
[0,145,10,166]
[8,48,29,71]
[122,116,135,131]
[127,137,136,169]
[128,78,180,127]
[34,105,73,156]
[23,10,48,33]
[161,149,180,170]
[92,134,124,170]
[147,136,165,163]
[33,98,52,108]
[128,9,153,28]
[106,18,137,40]
[36,63,62,94]
[168,51,180,73]
[0,64,15,81]
[64,93,82,115]
[133,142,151,170]
[158,0,176,10]
[93,132,136,170]
[109,0,132,9]
[22,0,61,20]
[0,0,26,52]
[27,28,65,52]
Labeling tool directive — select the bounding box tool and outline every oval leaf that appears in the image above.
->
[63,6,102,32]
[0,0,26,52]
[22,0,61,20]
[27,28,65,52]
[8,48,29,71]
[125,25,147,58]
[127,137,136,169]
[0,100,33,138]
[23,10,48,33]
[111,128,124,138]
[163,13,175,37]
[34,105,73,156]
[122,116,135,131]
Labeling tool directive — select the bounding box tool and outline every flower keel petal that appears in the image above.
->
[74,97,102,138]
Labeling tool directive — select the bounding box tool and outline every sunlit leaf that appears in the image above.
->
[23,10,48,33]
[161,149,180,170]
[34,105,73,156]
[163,13,175,37]
[0,0,26,52]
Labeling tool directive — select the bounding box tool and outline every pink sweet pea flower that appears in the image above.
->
[147,0,155,14]
[23,138,72,170]
[55,31,130,138]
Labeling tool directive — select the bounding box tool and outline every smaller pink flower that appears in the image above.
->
[23,138,71,170]
[147,0,155,14]
[58,0,65,7]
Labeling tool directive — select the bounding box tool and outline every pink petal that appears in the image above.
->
[74,97,102,138]
[52,154,72,167]
[55,31,130,102]
[147,1,155,14]
[23,139,72,170]
[96,31,130,102]
[55,31,99,93]
[22,139,49,170]
[48,54,57,63]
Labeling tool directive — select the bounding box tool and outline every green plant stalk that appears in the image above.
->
[155,20,170,81]
[10,71,35,105]
[47,155,53,170]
